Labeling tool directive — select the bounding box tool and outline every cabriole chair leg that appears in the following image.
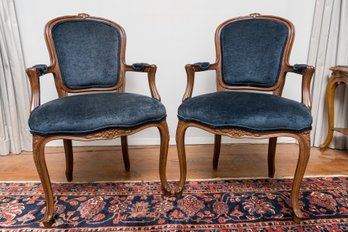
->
[33,135,55,227]
[175,121,188,196]
[158,121,170,195]
[291,132,310,223]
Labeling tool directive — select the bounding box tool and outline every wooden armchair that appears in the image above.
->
[173,13,315,222]
[26,13,169,227]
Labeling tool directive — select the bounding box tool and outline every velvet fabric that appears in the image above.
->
[52,20,121,89]
[178,91,312,132]
[293,64,309,73]
[132,63,150,72]
[194,62,210,71]
[33,64,48,75]
[220,19,288,87]
[29,93,166,135]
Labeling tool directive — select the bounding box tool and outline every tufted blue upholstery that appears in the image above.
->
[178,92,312,132]
[220,19,288,87]
[29,93,166,135]
[52,20,121,89]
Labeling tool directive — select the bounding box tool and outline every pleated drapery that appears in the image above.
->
[309,0,348,149]
[0,0,31,155]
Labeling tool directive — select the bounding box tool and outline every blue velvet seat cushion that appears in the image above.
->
[29,93,166,135]
[178,92,312,132]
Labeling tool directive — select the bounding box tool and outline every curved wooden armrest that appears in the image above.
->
[125,63,161,101]
[183,62,217,101]
[26,64,54,112]
[286,64,315,110]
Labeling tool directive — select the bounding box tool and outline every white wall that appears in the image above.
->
[15,0,316,146]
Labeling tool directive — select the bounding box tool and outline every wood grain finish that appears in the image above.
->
[25,14,169,227]
[320,66,348,151]
[1,144,347,182]
[174,13,315,223]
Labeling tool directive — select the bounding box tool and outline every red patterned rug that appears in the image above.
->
[0,177,347,231]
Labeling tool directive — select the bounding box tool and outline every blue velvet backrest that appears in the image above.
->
[220,18,289,88]
[51,20,121,90]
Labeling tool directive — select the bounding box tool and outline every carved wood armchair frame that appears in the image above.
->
[26,13,170,227]
[174,13,315,222]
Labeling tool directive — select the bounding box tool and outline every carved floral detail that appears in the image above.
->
[85,129,132,139]
[214,128,261,138]
[78,13,90,18]
[249,13,261,18]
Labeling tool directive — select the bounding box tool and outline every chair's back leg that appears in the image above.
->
[121,136,130,171]
[33,135,55,227]
[291,132,310,223]
[268,137,277,178]
[158,121,170,195]
[213,134,221,170]
[63,139,73,182]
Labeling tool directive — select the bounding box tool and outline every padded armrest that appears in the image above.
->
[292,64,310,74]
[194,62,211,71]
[32,64,49,75]
[131,63,150,72]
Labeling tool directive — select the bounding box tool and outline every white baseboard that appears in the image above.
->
[46,136,296,146]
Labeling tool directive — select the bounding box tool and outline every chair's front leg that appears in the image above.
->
[33,135,55,227]
[175,120,188,195]
[158,120,170,195]
[291,132,311,223]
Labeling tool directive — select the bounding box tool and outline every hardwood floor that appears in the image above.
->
[0,144,347,182]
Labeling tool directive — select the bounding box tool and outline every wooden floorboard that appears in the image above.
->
[0,144,347,182]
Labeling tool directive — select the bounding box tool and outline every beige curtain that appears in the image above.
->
[309,0,348,149]
[0,0,31,155]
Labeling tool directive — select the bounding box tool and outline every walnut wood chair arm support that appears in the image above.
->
[26,64,54,112]
[125,63,161,101]
[183,62,218,101]
[286,64,315,110]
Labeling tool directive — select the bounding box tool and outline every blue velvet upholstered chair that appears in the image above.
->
[26,13,169,227]
[173,13,315,222]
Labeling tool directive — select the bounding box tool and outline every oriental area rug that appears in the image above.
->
[0,177,347,231]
